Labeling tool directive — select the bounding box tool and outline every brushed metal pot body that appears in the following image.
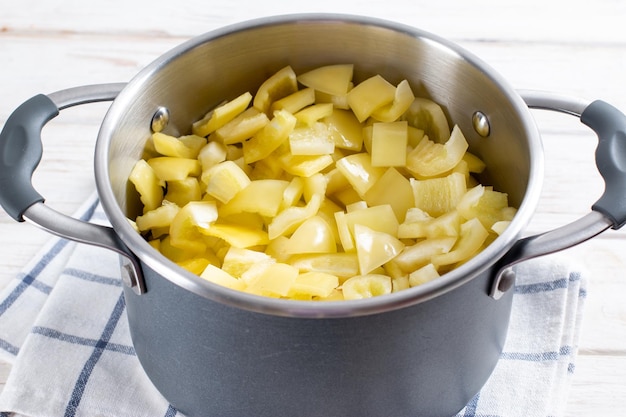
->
[93,15,541,417]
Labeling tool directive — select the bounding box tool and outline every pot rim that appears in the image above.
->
[95,13,544,318]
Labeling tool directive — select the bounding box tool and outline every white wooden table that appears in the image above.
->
[1,1,625,415]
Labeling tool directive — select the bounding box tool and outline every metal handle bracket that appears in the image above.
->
[0,83,145,295]
[490,90,626,299]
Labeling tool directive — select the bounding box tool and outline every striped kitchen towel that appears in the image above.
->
[0,193,587,417]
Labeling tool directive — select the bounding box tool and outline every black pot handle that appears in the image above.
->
[0,84,145,295]
[582,100,626,227]
[491,91,626,299]
[0,94,57,221]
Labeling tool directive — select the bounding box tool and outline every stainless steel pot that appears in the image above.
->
[2,14,626,417]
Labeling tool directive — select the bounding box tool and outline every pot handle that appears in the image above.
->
[0,84,145,295]
[490,90,626,299]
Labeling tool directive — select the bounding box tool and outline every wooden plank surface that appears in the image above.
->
[1,1,625,415]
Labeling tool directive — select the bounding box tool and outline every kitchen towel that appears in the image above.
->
[0,193,587,417]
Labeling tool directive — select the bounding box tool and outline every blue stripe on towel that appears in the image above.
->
[32,326,135,356]
[0,198,100,319]
[568,362,576,373]
[164,405,179,417]
[0,239,67,317]
[514,271,580,295]
[63,268,121,287]
[0,337,19,356]
[63,292,126,417]
[501,345,574,362]
[462,392,479,416]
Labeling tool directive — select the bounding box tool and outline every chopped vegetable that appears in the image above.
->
[129,64,517,300]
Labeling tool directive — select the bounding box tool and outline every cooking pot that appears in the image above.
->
[1,14,626,417]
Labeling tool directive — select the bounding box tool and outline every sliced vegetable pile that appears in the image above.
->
[129,64,516,301]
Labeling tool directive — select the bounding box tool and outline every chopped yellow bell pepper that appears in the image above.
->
[347,74,396,122]
[286,216,337,254]
[370,121,408,167]
[253,65,298,116]
[192,91,253,137]
[371,79,415,123]
[243,109,297,164]
[202,160,251,204]
[342,274,392,300]
[129,159,164,213]
[147,157,201,182]
[297,64,354,96]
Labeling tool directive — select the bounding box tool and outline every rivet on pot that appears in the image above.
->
[472,111,490,137]
[120,261,146,295]
[151,106,170,133]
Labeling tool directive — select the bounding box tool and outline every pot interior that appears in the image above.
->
[96,14,542,313]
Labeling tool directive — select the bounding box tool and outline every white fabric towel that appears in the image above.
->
[0,194,587,417]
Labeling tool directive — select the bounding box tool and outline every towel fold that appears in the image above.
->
[0,194,586,417]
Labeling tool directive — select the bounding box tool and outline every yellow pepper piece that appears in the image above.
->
[178,257,213,275]
[297,64,354,96]
[287,271,339,299]
[219,179,290,218]
[342,274,392,300]
[402,97,451,143]
[410,172,467,217]
[164,177,201,207]
[457,184,511,230]
[286,216,337,255]
[335,153,386,197]
[253,65,298,116]
[270,87,316,114]
[135,201,180,232]
[200,223,269,248]
[215,107,269,145]
[197,140,227,171]
[462,152,486,173]
[371,79,415,123]
[147,157,201,182]
[370,121,408,167]
[392,275,410,292]
[202,160,251,204]
[393,237,456,272]
[200,264,246,291]
[169,201,218,253]
[221,247,275,278]
[432,218,489,267]
[347,75,396,122]
[409,263,440,287]
[343,204,399,238]
[289,253,360,280]
[267,193,321,240]
[353,224,404,275]
[324,109,364,152]
[491,221,512,236]
[324,168,351,196]
[364,167,414,223]
[406,125,469,177]
[242,262,299,297]
[288,123,335,156]
[267,174,326,239]
[129,159,164,213]
[152,132,206,159]
[279,153,334,177]
[192,92,253,137]
[293,103,334,126]
[242,109,297,164]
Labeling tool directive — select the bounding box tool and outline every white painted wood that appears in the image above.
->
[1,1,625,415]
